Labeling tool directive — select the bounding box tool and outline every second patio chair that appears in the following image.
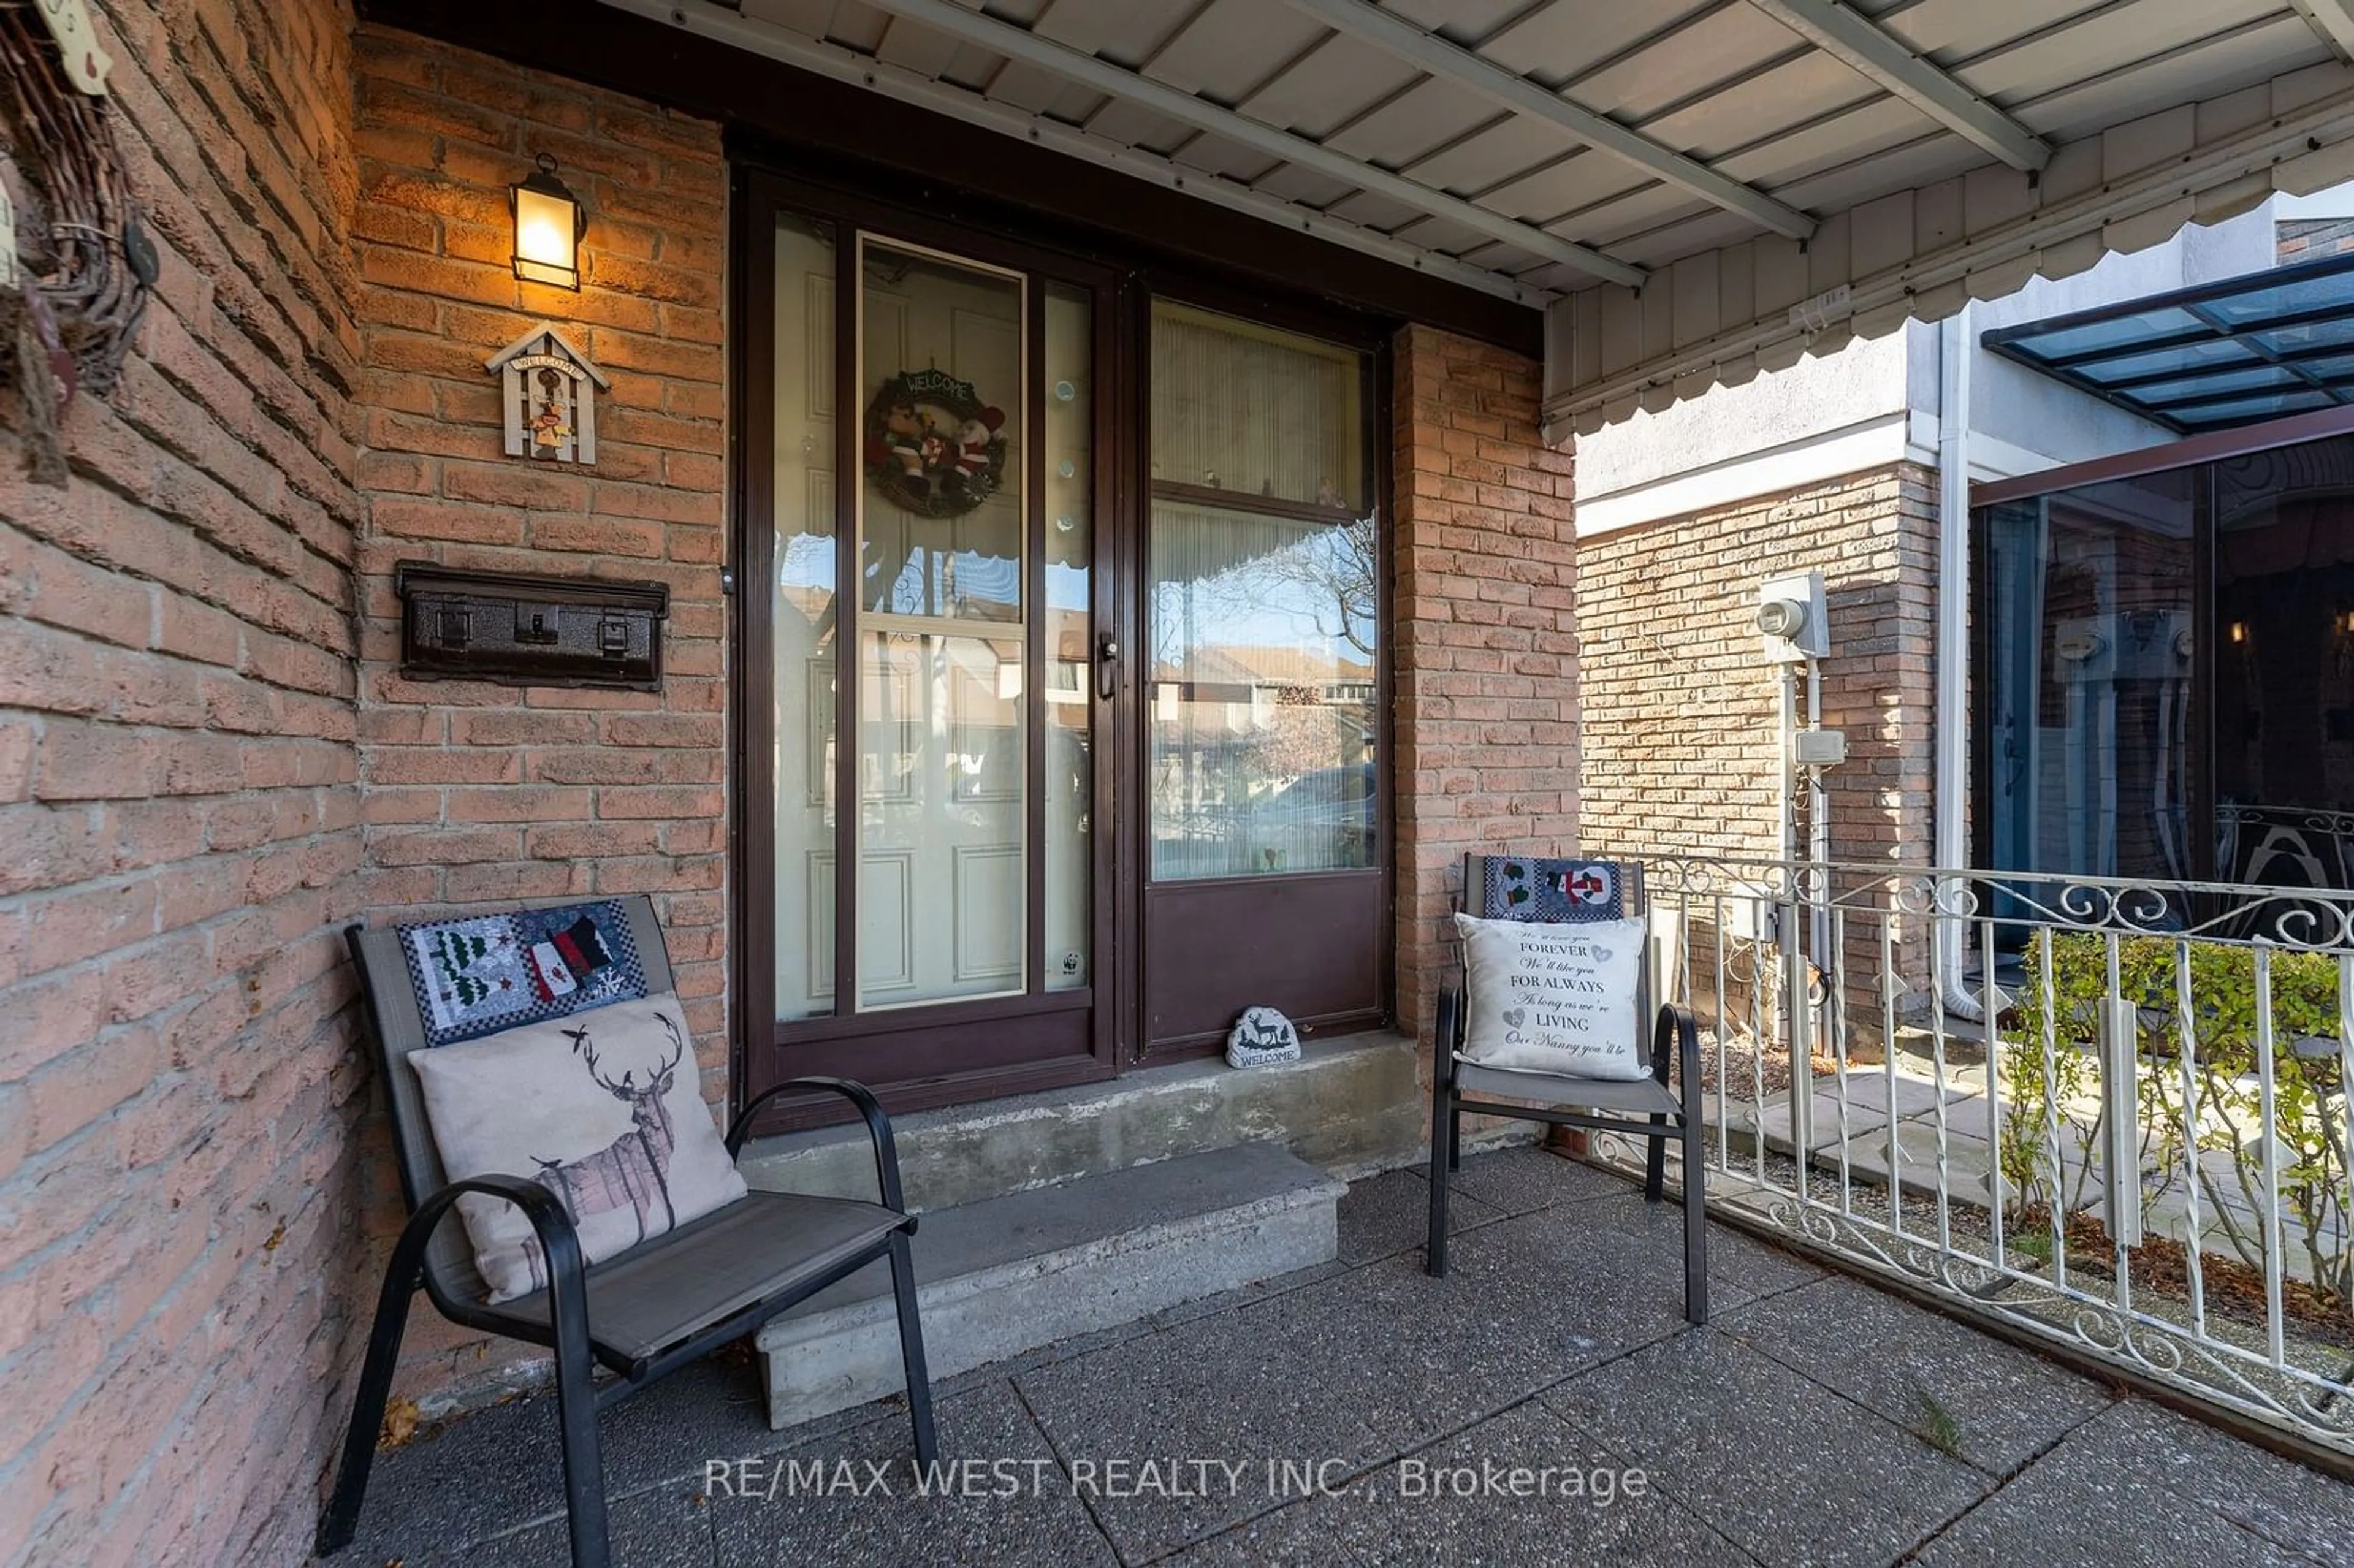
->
[1425,853,1708,1323]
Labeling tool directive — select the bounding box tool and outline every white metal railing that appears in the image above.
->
[1594,854,2354,1458]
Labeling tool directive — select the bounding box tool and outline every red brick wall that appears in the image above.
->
[0,13,733,1554]
[1391,326,1578,1049]
[345,26,729,1404]
[0,2,368,1561]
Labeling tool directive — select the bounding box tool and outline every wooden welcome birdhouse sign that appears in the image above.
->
[487,326,608,465]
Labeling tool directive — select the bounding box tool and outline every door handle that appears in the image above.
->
[1097,634,1119,701]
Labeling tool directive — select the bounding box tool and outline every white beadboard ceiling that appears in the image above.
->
[600,0,2354,435]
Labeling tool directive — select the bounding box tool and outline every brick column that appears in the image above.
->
[1391,326,1579,1053]
[345,26,728,1406]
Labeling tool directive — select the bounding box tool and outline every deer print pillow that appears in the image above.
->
[1453,912,1650,1081]
[408,992,748,1301]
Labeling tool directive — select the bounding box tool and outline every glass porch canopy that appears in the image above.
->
[1983,251,2354,436]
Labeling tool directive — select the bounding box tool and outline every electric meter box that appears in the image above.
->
[1757,570,1829,663]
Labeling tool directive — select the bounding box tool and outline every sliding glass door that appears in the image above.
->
[1976,427,2354,910]
[1979,471,2196,888]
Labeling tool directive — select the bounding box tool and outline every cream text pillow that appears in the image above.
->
[1453,912,1648,1080]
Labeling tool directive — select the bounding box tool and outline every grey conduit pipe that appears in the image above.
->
[1936,308,1986,1024]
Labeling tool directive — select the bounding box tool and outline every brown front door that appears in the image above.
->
[735,173,1125,1121]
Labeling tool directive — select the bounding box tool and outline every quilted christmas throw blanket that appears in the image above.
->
[398,900,649,1046]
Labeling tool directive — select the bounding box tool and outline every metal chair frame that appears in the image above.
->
[316,905,934,1568]
[1425,853,1708,1324]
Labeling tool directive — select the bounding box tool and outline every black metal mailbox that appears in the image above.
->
[394,562,668,690]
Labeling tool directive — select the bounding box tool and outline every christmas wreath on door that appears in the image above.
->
[863,368,1008,519]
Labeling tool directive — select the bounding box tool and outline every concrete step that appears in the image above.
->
[737,1030,1420,1213]
[753,1142,1346,1429]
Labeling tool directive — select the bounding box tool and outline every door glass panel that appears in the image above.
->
[856,239,1027,1006]
[857,630,1026,1005]
[1147,304,1376,881]
[1044,283,1092,989]
[772,211,837,1021]
[859,241,1023,622]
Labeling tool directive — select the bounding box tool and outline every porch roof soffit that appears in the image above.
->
[390,0,2354,438]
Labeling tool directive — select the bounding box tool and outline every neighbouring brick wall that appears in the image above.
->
[345,28,729,1407]
[1391,325,1578,1049]
[1576,464,1939,1029]
[1575,463,1937,868]
[0,2,368,1561]
[2279,217,2354,264]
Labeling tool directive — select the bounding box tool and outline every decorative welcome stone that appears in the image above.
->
[1225,1005,1301,1069]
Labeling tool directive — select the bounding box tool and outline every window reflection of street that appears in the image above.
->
[1149,507,1377,880]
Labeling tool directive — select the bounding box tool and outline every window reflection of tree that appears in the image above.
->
[1154,516,1377,668]
[1256,516,1377,660]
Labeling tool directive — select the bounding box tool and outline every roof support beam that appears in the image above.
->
[2289,0,2354,63]
[590,0,1558,304]
[1744,0,2051,172]
[1284,0,1816,241]
[848,0,1648,287]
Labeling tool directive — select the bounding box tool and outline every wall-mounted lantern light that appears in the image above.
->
[511,153,586,290]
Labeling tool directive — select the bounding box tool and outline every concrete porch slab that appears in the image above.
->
[755,1143,1345,1429]
[340,1147,2354,1568]
[1541,1330,1990,1568]
[1717,1273,2116,1474]
[1910,1398,2354,1567]
[736,1031,1423,1213]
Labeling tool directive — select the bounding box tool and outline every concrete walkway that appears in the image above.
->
[338,1148,2354,1567]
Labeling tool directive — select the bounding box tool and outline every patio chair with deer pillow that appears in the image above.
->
[1426,853,1708,1324]
[316,894,934,1568]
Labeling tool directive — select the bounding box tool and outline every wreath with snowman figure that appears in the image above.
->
[862,368,1008,520]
